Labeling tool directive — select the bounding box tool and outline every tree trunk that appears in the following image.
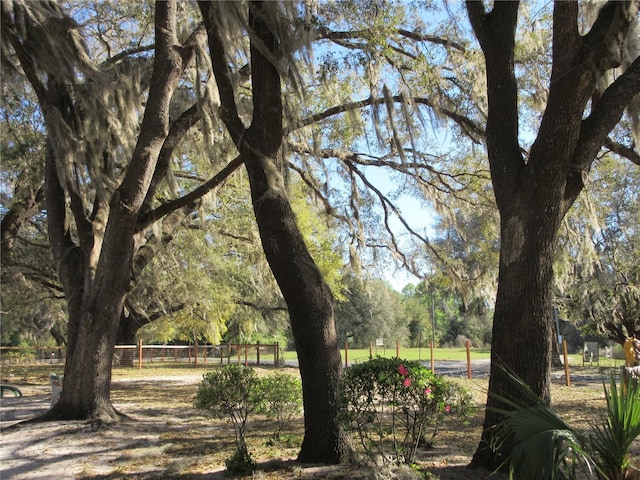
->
[40,146,122,421]
[199,1,350,463]
[116,311,148,368]
[244,147,350,464]
[47,306,123,422]
[470,194,560,468]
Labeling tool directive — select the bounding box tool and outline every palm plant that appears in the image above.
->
[589,377,640,480]
[490,369,594,480]
[490,367,640,480]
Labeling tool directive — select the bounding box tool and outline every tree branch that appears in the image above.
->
[316,26,465,53]
[141,102,203,215]
[1,183,44,267]
[137,155,244,232]
[581,1,636,73]
[198,2,246,144]
[604,137,640,166]
[286,95,485,143]
[550,1,580,78]
[573,56,640,169]
[102,44,155,67]
[465,1,523,210]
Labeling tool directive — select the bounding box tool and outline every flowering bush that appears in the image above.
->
[339,357,473,466]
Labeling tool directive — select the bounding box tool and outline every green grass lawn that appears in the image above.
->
[282,347,626,368]
[280,346,492,363]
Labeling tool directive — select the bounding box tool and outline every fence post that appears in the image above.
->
[430,341,435,373]
[275,342,279,367]
[369,341,373,360]
[466,340,472,379]
[396,341,400,358]
[345,342,348,368]
[563,339,571,387]
[138,340,143,369]
[194,339,198,368]
[244,344,248,367]
[257,341,261,366]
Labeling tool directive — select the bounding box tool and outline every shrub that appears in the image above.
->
[195,365,260,473]
[339,357,473,466]
[195,366,305,471]
[492,369,640,480]
[255,372,303,440]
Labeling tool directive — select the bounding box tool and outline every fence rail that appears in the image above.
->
[0,346,65,364]
[0,342,281,368]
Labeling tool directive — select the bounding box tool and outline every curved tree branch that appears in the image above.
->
[286,95,485,143]
[137,155,244,232]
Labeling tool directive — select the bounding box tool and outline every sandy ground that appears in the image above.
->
[1,366,622,480]
[0,377,227,480]
[0,372,508,480]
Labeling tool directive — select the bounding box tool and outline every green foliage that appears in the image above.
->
[195,365,260,473]
[491,369,640,480]
[195,366,304,471]
[339,357,472,466]
[557,156,640,343]
[335,275,409,348]
[223,444,255,475]
[289,179,346,301]
[255,372,303,440]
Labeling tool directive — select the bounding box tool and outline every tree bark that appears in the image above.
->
[467,0,640,470]
[38,0,190,422]
[200,0,350,463]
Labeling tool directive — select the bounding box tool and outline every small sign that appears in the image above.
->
[375,338,384,347]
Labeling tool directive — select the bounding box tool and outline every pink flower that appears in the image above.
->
[403,378,412,387]
[424,387,432,396]
[398,364,409,376]
[444,405,451,413]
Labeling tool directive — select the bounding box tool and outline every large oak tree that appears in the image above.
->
[465,1,640,469]
[1,0,207,421]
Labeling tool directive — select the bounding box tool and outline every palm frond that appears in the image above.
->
[488,364,596,480]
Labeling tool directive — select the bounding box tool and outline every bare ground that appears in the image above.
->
[0,366,635,480]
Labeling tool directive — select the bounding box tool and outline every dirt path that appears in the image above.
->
[0,378,230,479]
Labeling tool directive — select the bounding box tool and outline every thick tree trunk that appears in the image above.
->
[470,197,560,469]
[42,145,122,422]
[45,306,123,422]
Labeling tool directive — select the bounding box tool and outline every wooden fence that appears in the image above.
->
[0,342,281,368]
